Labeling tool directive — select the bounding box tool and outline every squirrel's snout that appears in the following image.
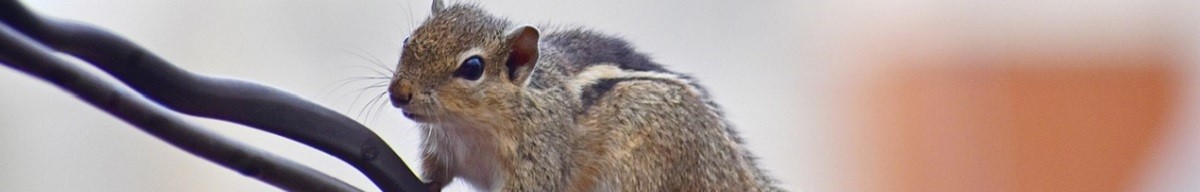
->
[389,82,412,107]
[390,92,411,107]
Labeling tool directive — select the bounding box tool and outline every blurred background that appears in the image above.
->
[0,0,1195,191]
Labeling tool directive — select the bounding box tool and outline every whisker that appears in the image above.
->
[363,83,391,89]
[348,82,391,111]
[374,0,410,35]
[429,92,451,125]
[348,46,396,74]
[329,76,389,91]
[338,78,388,112]
[396,0,415,31]
[343,81,390,96]
[321,79,366,103]
[335,47,394,74]
[318,75,389,121]
[349,91,374,120]
[360,91,389,120]
[371,95,392,124]
[338,64,392,79]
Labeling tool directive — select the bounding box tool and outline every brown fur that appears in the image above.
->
[389,1,781,191]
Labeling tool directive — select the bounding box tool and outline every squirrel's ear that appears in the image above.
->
[431,0,445,17]
[505,25,540,87]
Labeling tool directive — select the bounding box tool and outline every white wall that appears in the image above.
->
[8,1,1198,192]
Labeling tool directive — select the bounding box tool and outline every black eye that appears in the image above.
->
[455,56,484,80]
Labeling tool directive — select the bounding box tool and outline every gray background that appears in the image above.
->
[3,0,1198,192]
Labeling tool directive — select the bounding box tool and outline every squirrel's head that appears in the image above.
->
[388,1,541,125]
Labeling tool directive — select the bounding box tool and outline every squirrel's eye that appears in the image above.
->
[455,56,484,80]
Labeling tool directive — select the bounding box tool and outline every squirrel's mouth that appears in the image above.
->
[401,111,429,123]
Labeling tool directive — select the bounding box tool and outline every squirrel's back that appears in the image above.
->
[535,28,783,191]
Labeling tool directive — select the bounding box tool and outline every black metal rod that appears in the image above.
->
[0,1,426,192]
[0,23,362,192]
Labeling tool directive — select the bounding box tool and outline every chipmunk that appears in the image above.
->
[388,1,782,191]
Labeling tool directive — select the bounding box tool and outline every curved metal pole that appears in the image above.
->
[0,23,361,192]
[0,1,426,192]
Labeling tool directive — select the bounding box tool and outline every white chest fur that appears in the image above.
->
[428,125,506,190]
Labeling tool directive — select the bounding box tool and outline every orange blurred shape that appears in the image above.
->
[836,2,1184,191]
[851,60,1178,192]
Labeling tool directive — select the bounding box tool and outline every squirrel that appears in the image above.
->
[387,1,782,191]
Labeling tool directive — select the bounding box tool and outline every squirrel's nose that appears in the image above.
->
[390,92,411,107]
[389,82,412,107]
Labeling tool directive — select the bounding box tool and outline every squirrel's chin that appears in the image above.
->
[402,111,429,123]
